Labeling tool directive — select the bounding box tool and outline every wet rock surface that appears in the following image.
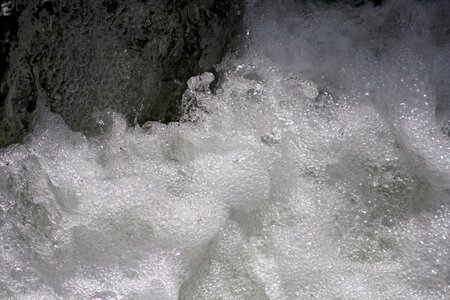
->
[0,0,243,147]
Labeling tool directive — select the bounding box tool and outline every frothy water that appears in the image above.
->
[1,0,449,299]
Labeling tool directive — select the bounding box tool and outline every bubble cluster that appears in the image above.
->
[28,0,242,132]
[0,0,449,299]
[36,0,155,130]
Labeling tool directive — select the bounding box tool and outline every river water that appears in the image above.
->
[0,0,449,299]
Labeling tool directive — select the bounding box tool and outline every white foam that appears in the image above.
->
[0,0,449,299]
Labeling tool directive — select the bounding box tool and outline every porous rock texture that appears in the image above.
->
[0,0,243,147]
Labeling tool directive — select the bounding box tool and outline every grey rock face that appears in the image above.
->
[0,0,243,146]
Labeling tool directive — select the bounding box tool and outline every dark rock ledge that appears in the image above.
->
[0,0,243,147]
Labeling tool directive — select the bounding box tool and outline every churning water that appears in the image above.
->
[0,0,449,299]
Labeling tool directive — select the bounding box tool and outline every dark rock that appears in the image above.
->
[0,1,36,147]
[0,0,243,146]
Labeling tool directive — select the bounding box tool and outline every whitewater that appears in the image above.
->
[0,0,449,299]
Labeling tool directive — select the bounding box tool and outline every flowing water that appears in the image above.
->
[0,0,449,299]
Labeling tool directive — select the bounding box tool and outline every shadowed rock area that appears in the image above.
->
[0,0,243,147]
